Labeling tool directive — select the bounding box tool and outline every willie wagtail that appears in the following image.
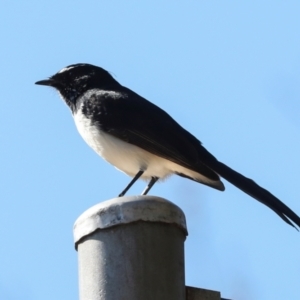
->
[36,63,300,229]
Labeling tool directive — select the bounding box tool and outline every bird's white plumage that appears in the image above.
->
[73,107,219,186]
[58,65,76,73]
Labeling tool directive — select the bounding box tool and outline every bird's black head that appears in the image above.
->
[35,63,119,111]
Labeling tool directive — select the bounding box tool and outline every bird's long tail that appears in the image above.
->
[210,160,300,230]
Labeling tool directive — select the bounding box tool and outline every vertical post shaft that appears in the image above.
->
[74,196,188,300]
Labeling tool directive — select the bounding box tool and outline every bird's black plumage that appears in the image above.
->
[36,63,300,229]
[81,88,221,183]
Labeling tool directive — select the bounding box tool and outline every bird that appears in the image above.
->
[36,63,300,229]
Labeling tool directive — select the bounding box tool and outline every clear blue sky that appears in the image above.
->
[1,1,300,299]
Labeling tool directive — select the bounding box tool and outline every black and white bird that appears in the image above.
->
[36,63,300,229]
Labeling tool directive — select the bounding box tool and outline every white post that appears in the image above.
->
[73,196,188,300]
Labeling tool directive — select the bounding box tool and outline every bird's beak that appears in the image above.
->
[35,79,55,86]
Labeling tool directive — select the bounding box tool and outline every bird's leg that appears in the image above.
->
[118,170,144,197]
[141,177,159,195]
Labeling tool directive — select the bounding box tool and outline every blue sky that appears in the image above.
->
[1,1,300,299]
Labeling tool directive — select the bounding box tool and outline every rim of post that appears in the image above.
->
[73,195,188,249]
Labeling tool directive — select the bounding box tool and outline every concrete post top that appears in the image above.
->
[73,195,187,246]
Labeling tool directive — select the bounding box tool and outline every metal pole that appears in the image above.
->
[74,195,188,300]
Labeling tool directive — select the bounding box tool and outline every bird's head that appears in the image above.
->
[35,63,118,111]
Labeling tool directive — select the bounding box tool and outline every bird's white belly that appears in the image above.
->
[73,110,173,179]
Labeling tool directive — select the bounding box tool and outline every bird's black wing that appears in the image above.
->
[84,89,300,229]
[81,88,224,190]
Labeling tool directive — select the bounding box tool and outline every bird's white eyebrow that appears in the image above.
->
[58,66,76,73]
